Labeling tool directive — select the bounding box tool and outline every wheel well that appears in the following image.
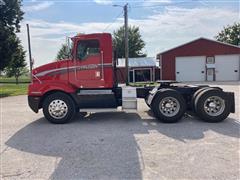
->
[39,90,77,109]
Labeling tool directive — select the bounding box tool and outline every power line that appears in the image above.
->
[103,10,123,32]
[131,1,193,8]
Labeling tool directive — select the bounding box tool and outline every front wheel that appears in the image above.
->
[151,89,186,123]
[43,92,76,124]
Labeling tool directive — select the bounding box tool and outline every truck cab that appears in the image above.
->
[30,33,114,91]
[28,33,235,124]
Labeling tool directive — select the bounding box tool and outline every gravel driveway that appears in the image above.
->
[1,83,239,179]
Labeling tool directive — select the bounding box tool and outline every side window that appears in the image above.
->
[76,39,100,60]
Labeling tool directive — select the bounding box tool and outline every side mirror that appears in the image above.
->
[69,48,75,61]
[70,53,74,60]
[66,37,74,60]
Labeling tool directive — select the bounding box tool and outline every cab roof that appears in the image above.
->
[72,33,111,39]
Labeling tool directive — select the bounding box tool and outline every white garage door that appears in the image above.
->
[176,56,205,81]
[215,55,240,81]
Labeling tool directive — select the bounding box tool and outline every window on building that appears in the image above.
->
[134,69,151,82]
[76,40,100,60]
[206,57,215,64]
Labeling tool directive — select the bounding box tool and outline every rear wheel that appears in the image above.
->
[194,88,230,122]
[191,87,210,112]
[151,89,186,123]
[43,92,76,124]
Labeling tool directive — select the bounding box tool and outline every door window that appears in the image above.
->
[207,69,213,75]
[207,68,214,81]
[76,40,100,60]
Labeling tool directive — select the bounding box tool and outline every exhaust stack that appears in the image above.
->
[26,24,33,82]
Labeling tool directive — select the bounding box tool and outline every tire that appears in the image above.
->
[151,89,186,123]
[194,88,230,122]
[191,87,210,112]
[43,92,76,124]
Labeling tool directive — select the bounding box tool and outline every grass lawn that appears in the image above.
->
[0,77,30,83]
[0,84,28,98]
[129,82,159,87]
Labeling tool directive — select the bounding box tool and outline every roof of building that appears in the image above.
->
[157,37,240,56]
[117,57,157,67]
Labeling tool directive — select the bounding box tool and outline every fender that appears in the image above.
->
[147,87,191,107]
[146,86,159,106]
[28,80,76,96]
[28,81,77,113]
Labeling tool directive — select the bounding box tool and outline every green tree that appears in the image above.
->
[0,0,24,70]
[56,43,71,60]
[20,66,30,77]
[215,22,240,46]
[113,26,146,58]
[5,39,27,84]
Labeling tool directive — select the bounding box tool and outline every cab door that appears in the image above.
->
[74,39,102,88]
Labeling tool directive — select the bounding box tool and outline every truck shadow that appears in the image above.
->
[144,110,240,142]
[5,112,240,179]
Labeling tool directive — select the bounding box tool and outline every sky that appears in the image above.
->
[19,0,240,67]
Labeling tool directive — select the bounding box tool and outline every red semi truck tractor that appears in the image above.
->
[28,33,235,124]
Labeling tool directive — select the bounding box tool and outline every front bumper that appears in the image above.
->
[28,96,41,113]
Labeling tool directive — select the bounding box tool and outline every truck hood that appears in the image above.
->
[33,60,69,77]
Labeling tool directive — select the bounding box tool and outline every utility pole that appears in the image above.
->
[124,3,129,85]
[113,3,129,85]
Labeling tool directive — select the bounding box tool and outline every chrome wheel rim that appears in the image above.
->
[159,97,180,117]
[203,96,225,116]
[48,99,68,119]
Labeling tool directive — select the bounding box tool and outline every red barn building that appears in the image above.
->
[157,38,240,82]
